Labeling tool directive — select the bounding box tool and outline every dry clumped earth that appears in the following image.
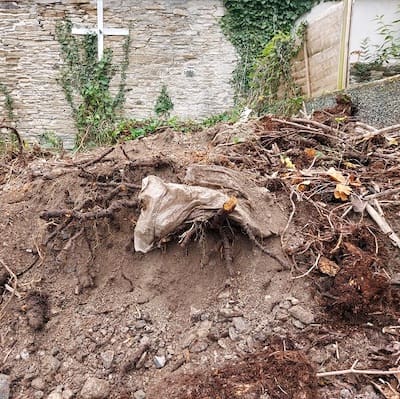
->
[0,109,400,399]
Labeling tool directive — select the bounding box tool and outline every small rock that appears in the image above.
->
[246,336,256,352]
[232,317,248,333]
[153,355,166,369]
[46,392,62,399]
[196,320,212,338]
[136,293,149,304]
[62,389,74,399]
[0,374,10,399]
[140,311,151,322]
[42,355,61,375]
[217,338,228,350]
[31,377,46,390]
[339,388,353,399]
[135,320,147,329]
[274,310,289,321]
[135,351,148,369]
[287,296,300,305]
[34,391,44,399]
[228,326,240,342]
[80,377,110,399]
[292,319,305,329]
[218,308,243,319]
[190,306,203,322]
[189,339,208,353]
[20,348,30,360]
[308,347,330,364]
[133,390,146,399]
[100,350,114,369]
[279,300,292,310]
[288,305,315,325]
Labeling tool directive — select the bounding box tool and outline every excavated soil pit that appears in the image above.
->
[1,114,400,399]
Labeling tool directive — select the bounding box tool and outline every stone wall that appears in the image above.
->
[293,1,343,98]
[0,0,237,147]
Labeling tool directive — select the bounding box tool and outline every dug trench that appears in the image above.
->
[1,111,400,399]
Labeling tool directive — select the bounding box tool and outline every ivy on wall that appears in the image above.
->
[221,0,320,97]
[56,19,131,149]
[0,82,15,121]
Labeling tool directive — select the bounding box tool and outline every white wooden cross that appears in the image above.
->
[71,0,129,60]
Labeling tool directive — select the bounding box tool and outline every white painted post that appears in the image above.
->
[71,0,129,61]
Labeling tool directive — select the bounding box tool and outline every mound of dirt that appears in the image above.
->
[1,112,400,399]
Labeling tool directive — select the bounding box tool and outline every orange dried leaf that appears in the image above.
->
[223,197,238,213]
[327,167,346,184]
[304,148,317,158]
[334,183,352,201]
[297,180,311,192]
[349,174,362,187]
[318,257,340,277]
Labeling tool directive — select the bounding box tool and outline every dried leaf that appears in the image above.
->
[387,137,399,146]
[280,155,296,170]
[349,174,362,187]
[327,167,346,184]
[296,180,311,192]
[304,148,317,158]
[334,183,352,201]
[318,257,340,277]
[223,197,238,213]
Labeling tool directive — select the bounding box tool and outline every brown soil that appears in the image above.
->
[1,114,400,399]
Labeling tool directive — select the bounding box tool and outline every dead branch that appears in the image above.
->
[365,203,400,248]
[74,147,115,167]
[354,123,400,142]
[40,199,138,222]
[0,258,18,321]
[243,224,287,268]
[363,187,400,201]
[129,156,172,169]
[291,117,345,136]
[317,360,400,378]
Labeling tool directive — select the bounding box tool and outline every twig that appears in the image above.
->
[0,258,18,321]
[363,187,400,201]
[354,123,400,142]
[317,361,400,377]
[291,254,320,280]
[281,189,298,250]
[365,203,400,248]
[74,147,115,167]
[40,199,138,221]
[291,117,345,136]
[244,224,287,268]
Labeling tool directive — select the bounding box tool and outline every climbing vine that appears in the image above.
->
[0,82,15,121]
[221,0,319,97]
[247,25,306,115]
[55,19,131,149]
